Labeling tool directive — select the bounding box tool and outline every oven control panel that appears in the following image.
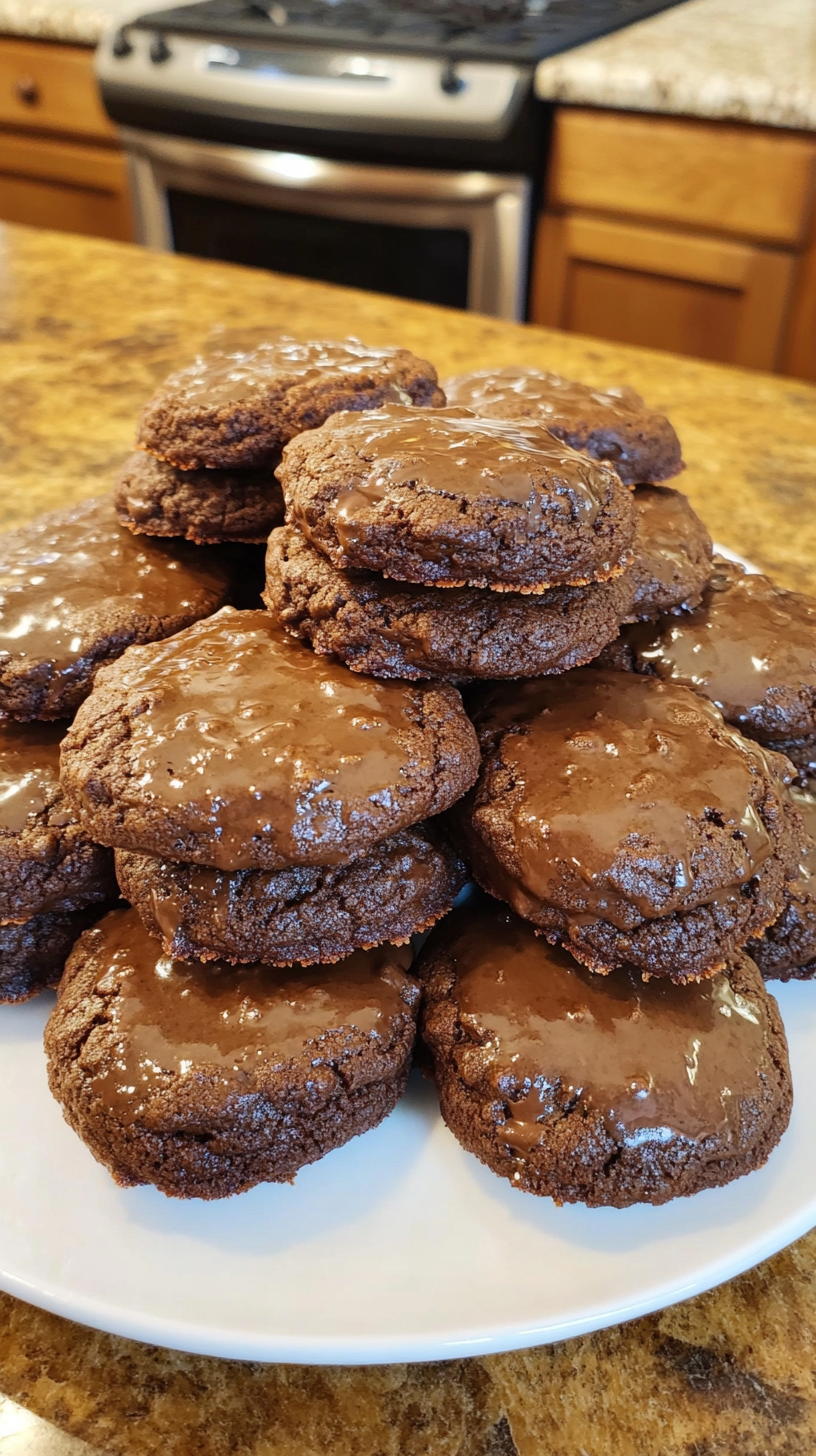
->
[96,25,530,139]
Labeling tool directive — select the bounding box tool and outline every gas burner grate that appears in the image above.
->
[131,0,691,63]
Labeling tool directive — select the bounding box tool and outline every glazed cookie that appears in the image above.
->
[264,523,636,682]
[619,560,816,775]
[0,903,114,1004]
[60,608,480,872]
[417,897,791,1208]
[458,669,804,982]
[115,822,467,965]
[0,720,116,924]
[280,405,637,592]
[114,452,284,545]
[749,784,816,982]
[625,485,713,619]
[443,367,683,485]
[137,336,445,470]
[45,907,420,1198]
[0,496,230,720]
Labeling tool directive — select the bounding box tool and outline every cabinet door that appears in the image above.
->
[530,211,796,372]
[0,131,133,241]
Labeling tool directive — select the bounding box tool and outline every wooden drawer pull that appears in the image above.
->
[14,75,40,106]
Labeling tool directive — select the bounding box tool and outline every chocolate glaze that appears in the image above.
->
[166,337,412,409]
[478,670,780,927]
[631,485,712,607]
[310,405,613,551]
[444,366,642,422]
[88,907,415,1125]
[0,496,225,672]
[789,784,816,894]
[99,608,441,870]
[635,561,816,732]
[439,902,767,1148]
[0,720,64,833]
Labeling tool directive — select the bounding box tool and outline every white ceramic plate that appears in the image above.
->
[1,542,809,1366]
[0,981,815,1365]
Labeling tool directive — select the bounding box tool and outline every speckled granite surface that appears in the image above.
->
[535,0,816,131]
[0,222,815,1452]
[3,0,816,140]
[0,0,195,45]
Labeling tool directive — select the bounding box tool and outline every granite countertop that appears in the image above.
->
[0,0,195,46]
[2,0,816,140]
[0,222,816,1454]
[535,0,816,131]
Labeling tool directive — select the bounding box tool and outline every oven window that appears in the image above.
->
[167,190,471,309]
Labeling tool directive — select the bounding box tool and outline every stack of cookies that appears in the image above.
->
[0,494,230,1003]
[28,340,816,1214]
[264,364,710,683]
[114,335,444,546]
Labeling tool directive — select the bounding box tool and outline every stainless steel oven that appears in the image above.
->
[123,128,532,316]
[97,0,689,319]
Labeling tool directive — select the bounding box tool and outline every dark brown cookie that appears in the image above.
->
[618,560,816,757]
[114,452,284,545]
[443,367,684,486]
[263,523,636,682]
[457,669,804,982]
[0,903,114,1004]
[60,608,480,872]
[0,720,116,924]
[625,485,713,619]
[279,405,637,593]
[137,336,445,470]
[749,783,816,982]
[45,906,420,1199]
[417,896,791,1208]
[115,822,467,965]
[0,496,230,721]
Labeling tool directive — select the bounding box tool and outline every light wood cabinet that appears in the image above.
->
[531,107,816,380]
[0,36,133,243]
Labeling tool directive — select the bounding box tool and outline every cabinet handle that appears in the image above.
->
[15,75,40,106]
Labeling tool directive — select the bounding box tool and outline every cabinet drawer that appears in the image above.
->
[0,36,116,142]
[548,108,816,249]
[0,130,130,194]
[0,130,133,241]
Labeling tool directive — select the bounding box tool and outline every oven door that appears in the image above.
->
[121,128,531,319]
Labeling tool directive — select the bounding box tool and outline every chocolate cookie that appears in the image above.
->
[417,897,791,1208]
[0,720,116,924]
[45,907,420,1198]
[443,366,684,486]
[137,337,445,470]
[626,485,713,619]
[115,822,467,965]
[280,405,637,593]
[619,560,816,759]
[264,523,635,682]
[0,496,230,721]
[0,903,113,1004]
[114,452,284,545]
[60,608,480,872]
[458,669,804,982]
[749,784,816,982]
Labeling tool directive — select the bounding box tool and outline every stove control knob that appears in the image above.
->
[149,33,172,63]
[111,28,133,58]
[440,61,466,96]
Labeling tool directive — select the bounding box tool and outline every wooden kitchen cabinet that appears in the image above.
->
[0,36,133,242]
[531,107,816,379]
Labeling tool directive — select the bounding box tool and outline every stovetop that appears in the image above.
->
[129,0,690,63]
